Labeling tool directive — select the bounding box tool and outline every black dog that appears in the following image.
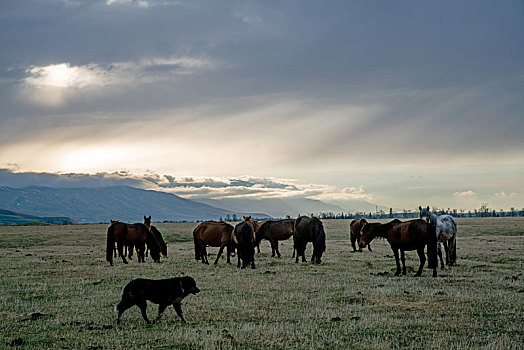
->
[116,276,200,324]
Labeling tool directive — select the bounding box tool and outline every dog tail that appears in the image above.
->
[106,224,115,265]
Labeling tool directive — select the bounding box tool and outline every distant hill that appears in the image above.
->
[194,197,348,218]
[0,186,268,223]
[0,208,76,225]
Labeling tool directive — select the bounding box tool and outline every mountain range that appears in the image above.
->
[0,185,386,224]
[0,186,248,223]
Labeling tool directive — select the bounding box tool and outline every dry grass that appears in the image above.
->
[0,218,522,349]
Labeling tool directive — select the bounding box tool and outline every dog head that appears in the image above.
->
[181,276,200,295]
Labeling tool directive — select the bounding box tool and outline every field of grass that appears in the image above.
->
[0,217,523,349]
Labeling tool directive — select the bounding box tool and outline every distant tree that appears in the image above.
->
[479,203,489,217]
[219,216,223,221]
[232,213,238,221]
[225,214,231,221]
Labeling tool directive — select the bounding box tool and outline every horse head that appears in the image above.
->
[359,223,373,248]
[144,216,151,229]
[419,206,431,222]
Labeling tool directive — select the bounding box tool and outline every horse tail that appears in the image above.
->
[255,222,266,245]
[106,224,115,265]
[193,227,200,261]
[426,223,438,269]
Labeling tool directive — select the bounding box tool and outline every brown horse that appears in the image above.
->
[106,221,160,266]
[232,221,256,269]
[350,219,373,252]
[359,219,438,277]
[243,216,267,253]
[193,221,234,265]
[255,219,295,258]
[294,216,326,264]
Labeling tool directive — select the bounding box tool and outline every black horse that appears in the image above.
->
[232,221,256,269]
[294,216,326,264]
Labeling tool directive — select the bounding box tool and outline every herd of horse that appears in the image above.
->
[105,206,458,277]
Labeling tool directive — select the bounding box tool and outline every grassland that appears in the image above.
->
[0,218,523,349]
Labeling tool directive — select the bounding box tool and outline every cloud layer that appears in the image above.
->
[1,0,523,210]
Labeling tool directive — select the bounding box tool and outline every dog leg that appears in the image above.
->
[116,300,133,325]
[153,304,168,323]
[137,300,151,324]
[173,302,186,323]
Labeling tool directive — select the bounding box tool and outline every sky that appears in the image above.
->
[0,0,523,211]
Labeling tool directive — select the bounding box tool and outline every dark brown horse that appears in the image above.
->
[150,225,167,257]
[106,221,160,266]
[137,216,154,258]
[243,216,267,253]
[294,216,326,264]
[359,219,437,277]
[193,221,234,265]
[350,219,373,252]
[255,219,295,258]
[232,221,256,269]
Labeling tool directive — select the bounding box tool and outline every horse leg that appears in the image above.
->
[118,243,128,264]
[392,248,401,276]
[275,240,281,258]
[153,304,168,324]
[438,241,445,269]
[449,235,457,265]
[302,246,307,263]
[202,246,209,265]
[400,250,406,275]
[226,244,231,264]
[237,251,241,268]
[127,244,133,260]
[214,244,225,265]
[367,244,372,252]
[415,247,426,277]
[270,239,279,258]
[351,235,357,252]
[139,242,146,263]
[443,240,450,266]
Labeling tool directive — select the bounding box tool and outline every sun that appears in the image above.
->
[26,63,79,88]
